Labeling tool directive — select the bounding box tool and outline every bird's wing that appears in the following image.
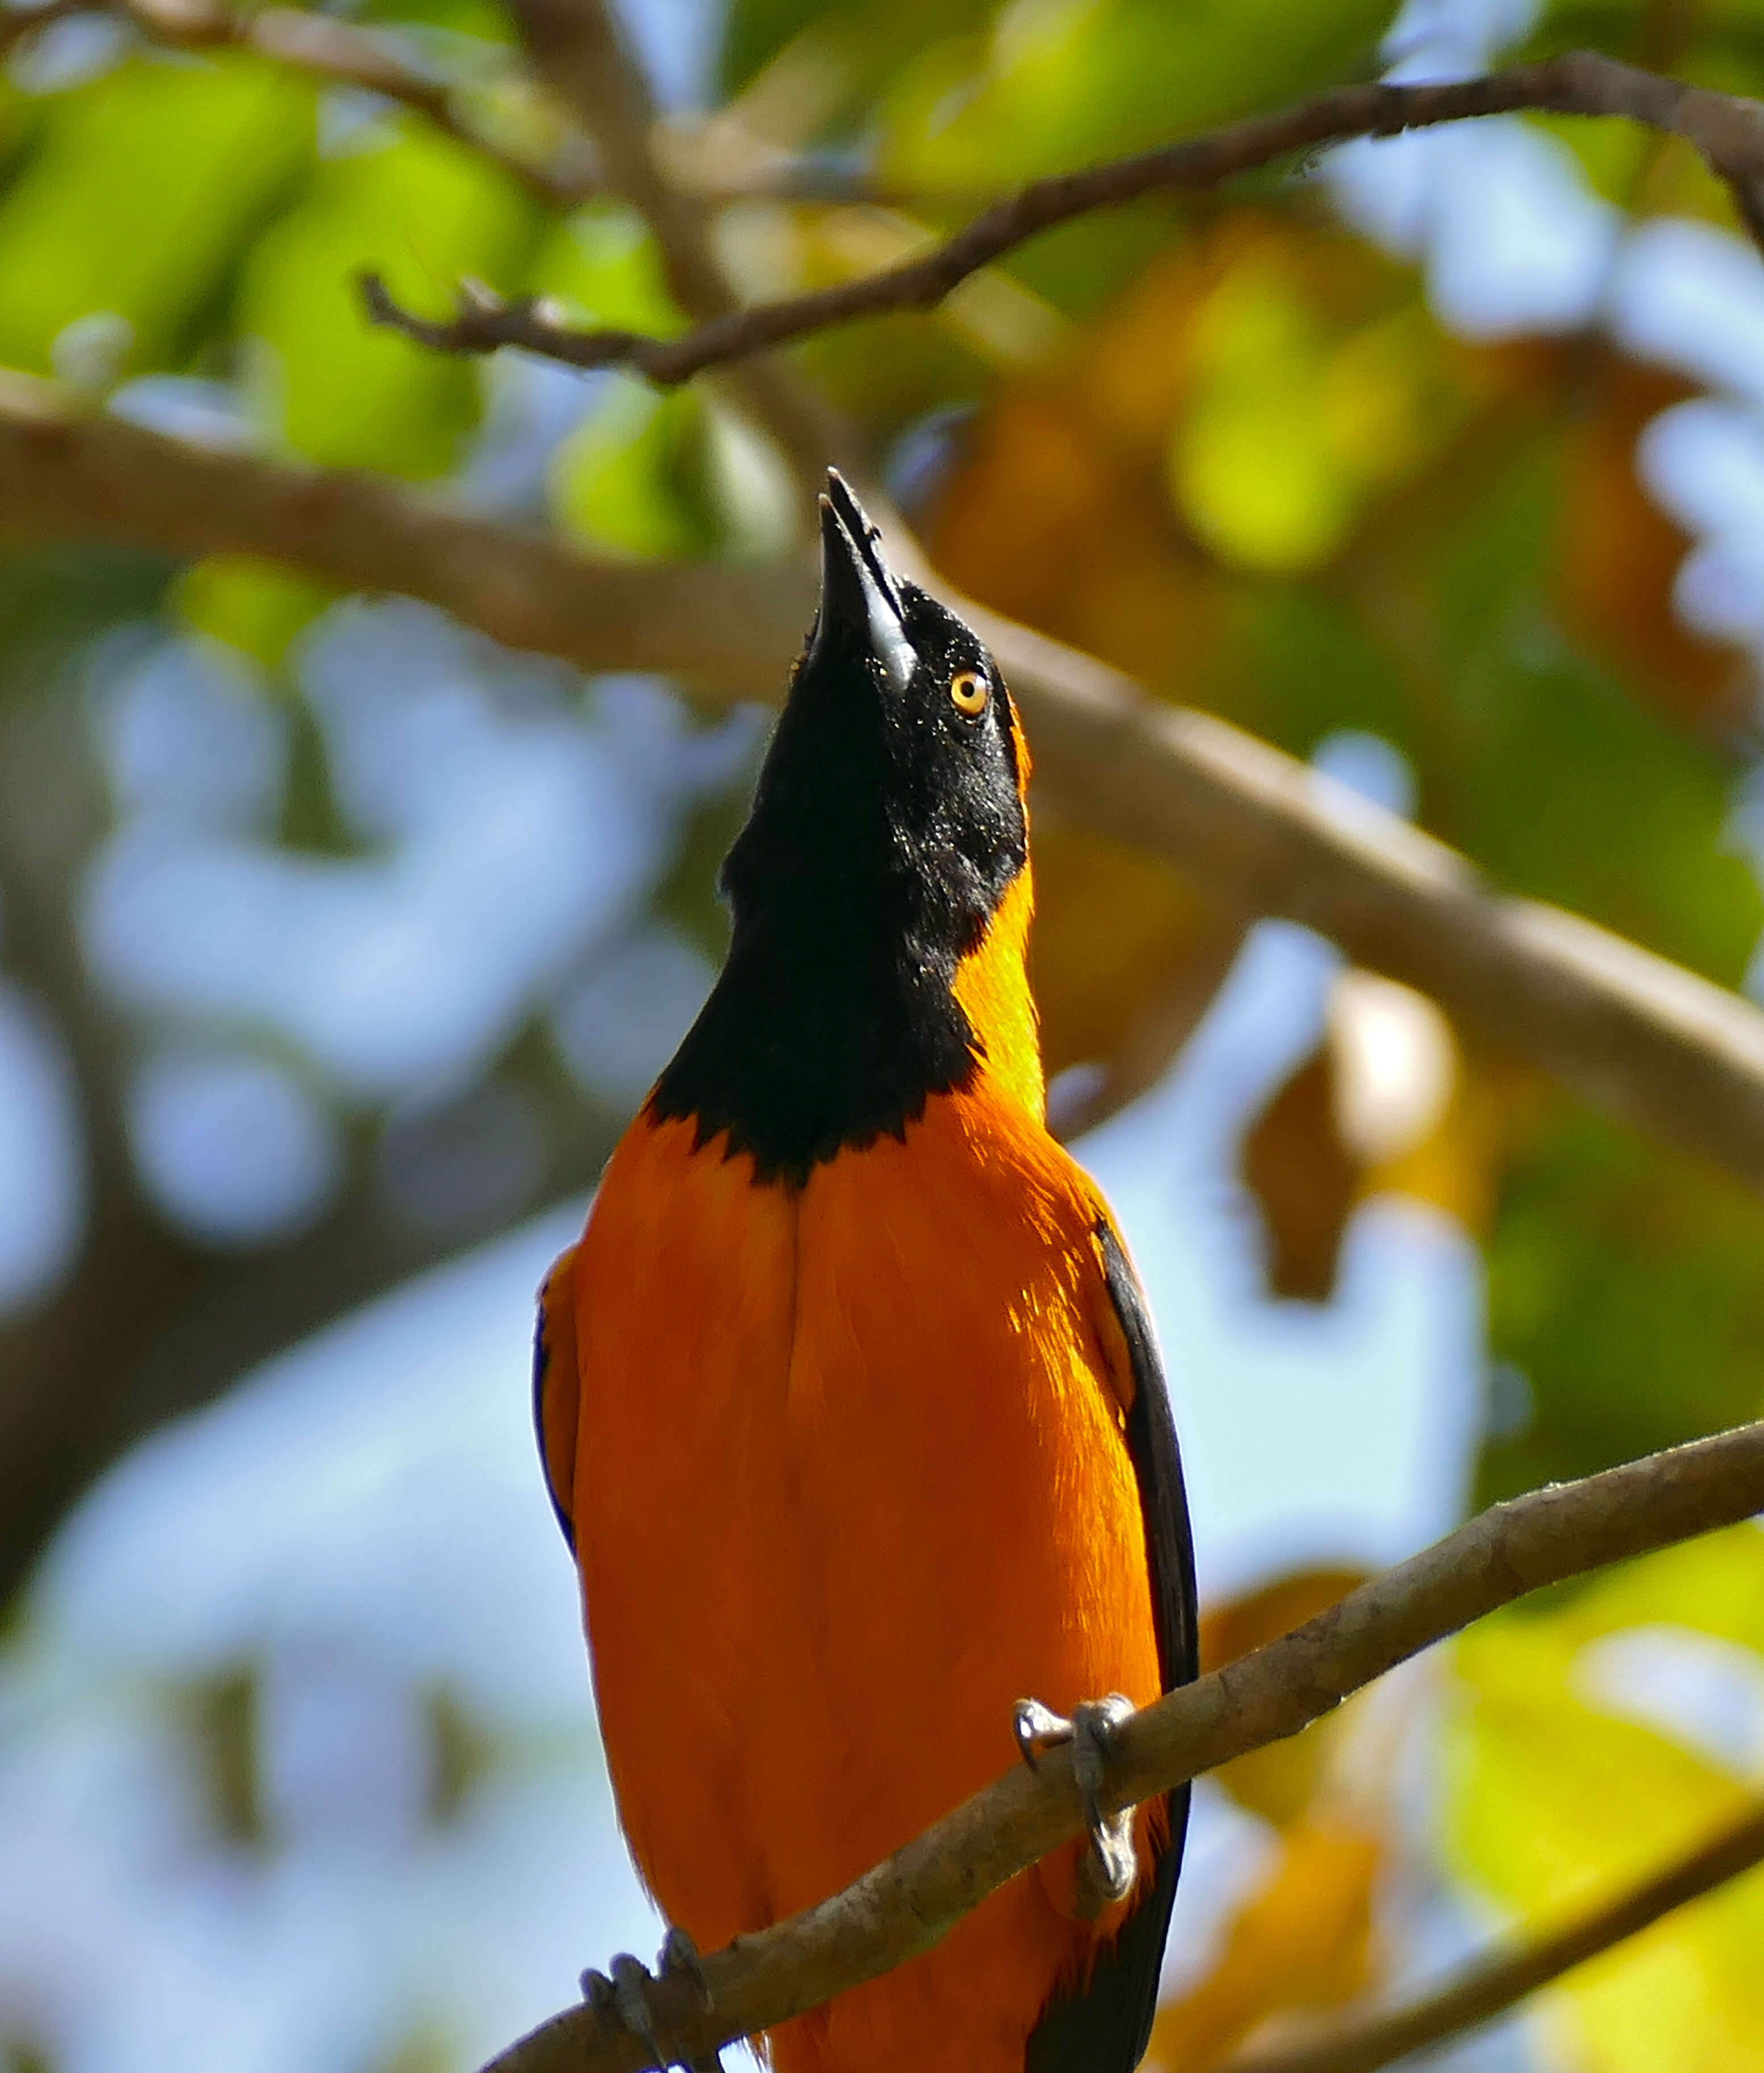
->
[1026,1214,1199,2073]
[532,1244,581,1554]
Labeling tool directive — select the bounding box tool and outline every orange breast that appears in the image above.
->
[567,1083,1163,2073]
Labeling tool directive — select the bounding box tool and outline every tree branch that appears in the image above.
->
[124,0,596,206]
[5,0,894,207]
[1221,1796,1764,2073]
[500,0,845,496]
[362,50,1764,381]
[14,373,1764,1193]
[467,1421,1764,2073]
[0,371,809,697]
[0,0,86,60]
[2,0,594,204]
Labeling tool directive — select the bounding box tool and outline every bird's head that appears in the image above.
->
[651,473,1042,1181]
[719,471,1040,1118]
[727,473,1029,957]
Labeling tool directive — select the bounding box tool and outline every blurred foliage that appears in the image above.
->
[8,0,1764,2064]
[1446,1526,1764,2069]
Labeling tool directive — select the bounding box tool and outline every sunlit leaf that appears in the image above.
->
[1482,1102,1764,1501]
[236,119,539,476]
[178,555,337,672]
[0,54,313,378]
[1146,1820,1385,2071]
[549,376,794,560]
[530,201,685,335]
[1200,1570,1368,1827]
[1445,1549,1764,2073]
[878,0,1400,194]
[1524,2,1764,104]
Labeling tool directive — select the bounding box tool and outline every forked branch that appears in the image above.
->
[363,50,1764,379]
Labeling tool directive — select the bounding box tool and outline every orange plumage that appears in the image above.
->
[536,474,1193,2073]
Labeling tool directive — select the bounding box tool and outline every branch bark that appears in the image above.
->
[0,371,809,697]
[1221,1797,1764,2073]
[0,0,88,60]
[361,51,1764,381]
[470,1420,1764,2073]
[500,0,845,495]
[4,0,889,206]
[14,373,1764,1194]
[126,0,596,206]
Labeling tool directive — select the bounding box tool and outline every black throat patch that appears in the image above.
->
[646,881,984,1189]
[648,549,1026,1189]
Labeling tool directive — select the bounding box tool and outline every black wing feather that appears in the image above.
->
[1025,1219,1199,2073]
[532,1286,577,1554]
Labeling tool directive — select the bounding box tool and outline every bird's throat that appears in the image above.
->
[648,867,1043,1187]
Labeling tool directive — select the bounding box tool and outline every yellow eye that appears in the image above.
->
[950,670,990,716]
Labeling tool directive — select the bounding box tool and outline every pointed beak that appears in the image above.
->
[806,469,917,695]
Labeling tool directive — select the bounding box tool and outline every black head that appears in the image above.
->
[649,471,1032,1184]
[722,469,1027,954]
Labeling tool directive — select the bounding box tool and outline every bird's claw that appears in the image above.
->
[579,1931,721,2072]
[659,1926,712,2007]
[1012,1692,1138,1917]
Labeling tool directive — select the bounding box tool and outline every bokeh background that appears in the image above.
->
[6,0,1764,2067]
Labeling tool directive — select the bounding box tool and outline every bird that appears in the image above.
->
[533,469,1197,2073]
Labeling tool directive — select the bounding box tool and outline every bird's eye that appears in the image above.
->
[950,671,990,716]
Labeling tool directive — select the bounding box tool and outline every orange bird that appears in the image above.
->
[534,473,1196,2073]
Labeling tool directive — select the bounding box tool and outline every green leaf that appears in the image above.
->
[717,0,994,106]
[0,54,313,378]
[357,0,519,44]
[1524,2,1764,99]
[877,0,1400,194]
[529,202,685,335]
[547,377,795,563]
[551,379,720,560]
[236,120,539,477]
[1444,1552,1764,2073]
[1481,1104,1764,1501]
[177,555,337,671]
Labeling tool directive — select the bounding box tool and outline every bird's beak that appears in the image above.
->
[805,469,917,696]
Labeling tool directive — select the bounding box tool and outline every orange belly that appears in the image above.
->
[569,1086,1163,2073]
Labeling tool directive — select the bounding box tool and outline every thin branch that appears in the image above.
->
[465,1421,1764,2073]
[363,49,1764,381]
[6,0,897,206]
[500,0,850,494]
[1221,1796,1764,2073]
[15,373,1764,1193]
[0,371,809,697]
[0,0,86,59]
[127,0,598,207]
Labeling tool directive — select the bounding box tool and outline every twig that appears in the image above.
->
[465,1421,1764,2073]
[500,0,844,496]
[363,49,1764,381]
[126,0,598,207]
[5,0,895,206]
[0,0,86,59]
[0,371,805,697]
[1221,1796,1764,2073]
[14,370,1764,1192]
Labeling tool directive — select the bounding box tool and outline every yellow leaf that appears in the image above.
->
[1445,1538,1764,2072]
[1146,1820,1384,2071]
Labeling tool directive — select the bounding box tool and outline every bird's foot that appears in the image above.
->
[580,1928,721,2072]
[1013,1693,1138,1918]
